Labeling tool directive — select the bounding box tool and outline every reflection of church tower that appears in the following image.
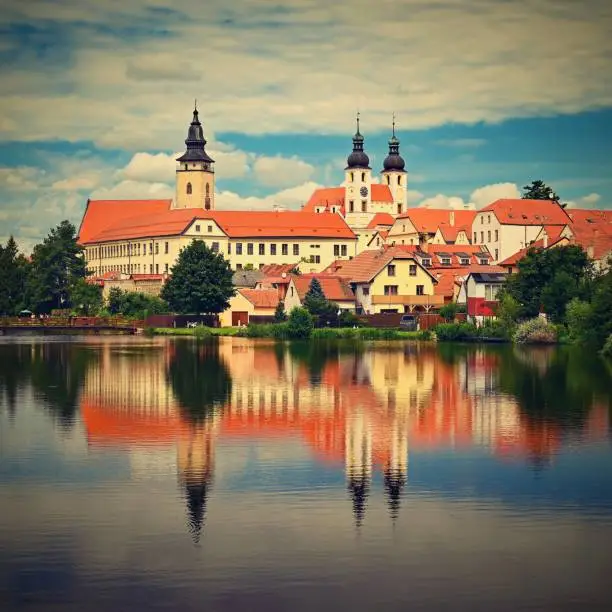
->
[345,414,373,527]
[383,424,409,521]
[177,422,218,543]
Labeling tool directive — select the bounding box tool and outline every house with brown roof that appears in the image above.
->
[219,288,280,327]
[472,198,572,263]
[387,209,477,248]
[284,275,356,312]
[325,247,444,314]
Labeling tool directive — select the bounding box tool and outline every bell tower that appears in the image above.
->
[381,114,407,216]
[174,103,215,210]
[344,113,372,219]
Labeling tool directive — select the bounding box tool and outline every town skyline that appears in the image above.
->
[1,0,611,252]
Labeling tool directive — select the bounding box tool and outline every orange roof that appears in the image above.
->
[327,246,436,284]
[566,209,612,260]
[238,288,279,309]
[431,264,506,297]
[260,263,299,276]
[396,209,477,235]
[78,199,172,244]
[366,213,395,229]
[303,184,394,214]
[480,199,571,226]
[291,274,355,303]
[498,241,545,267]
[80,202,357,243]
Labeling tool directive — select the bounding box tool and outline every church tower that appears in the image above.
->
[174,104,215,210]
[345,412,373,528]
[344,113,372,219]
[381,116,407,215]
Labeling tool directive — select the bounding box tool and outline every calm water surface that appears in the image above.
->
[1,336,612,611]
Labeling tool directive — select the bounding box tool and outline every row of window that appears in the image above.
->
[475,230,499,243]
[88,242,170,260]
[383,285,425,296]
[480,214,493,225]
[91,263,170,275]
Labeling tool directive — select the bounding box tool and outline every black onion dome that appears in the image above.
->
[346,114,371,169]
[176,107,215,164]
[382,117,406,172]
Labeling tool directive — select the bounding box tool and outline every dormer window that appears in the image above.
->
[460,257,470,266]
[421,258,431,267]
[441,257,451,265]
[186,182,192,194]
[479,258,488,265]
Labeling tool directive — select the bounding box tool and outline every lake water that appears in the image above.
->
[1,336,612,611]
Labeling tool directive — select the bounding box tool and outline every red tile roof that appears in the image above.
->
[260,263,299,277]
[302,184,394,214]
[80,201,357,243]
[396,209,477,235]
[566,209,612,261]
[78,199,172,244]
[238,288,279,309]
[480,199,571,226]
[366,213,396,229]
[498,241,545,267]
[291,274,355,303]
[431,265,506,298]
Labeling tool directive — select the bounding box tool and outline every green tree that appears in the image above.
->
[0,236,30,315]
[273,301,288,322]
[105,287,167,318]
[68,278,103,315]
[505,245,592,320]
[522,180,560,202]
[26,220,86,313]
[565,298,595,344]
[438,302,458,322]
[161,241,235,314]
[495,291,521,327]
[287,307,313,339]
[589,270,612,349]
[303,278,339,325]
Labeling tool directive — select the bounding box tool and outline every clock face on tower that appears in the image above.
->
[360,186,368,197]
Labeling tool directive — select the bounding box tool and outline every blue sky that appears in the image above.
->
[1,0,611,251]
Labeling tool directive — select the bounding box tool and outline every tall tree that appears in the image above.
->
[522,180,560,202]
[161,240,235,314]
[26,221,86,313]
[0,236,30,315]
[68,278,103,315]
[505,245,592,321]
[303,278,339,324]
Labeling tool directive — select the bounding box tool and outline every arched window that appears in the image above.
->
[206,183,210,195]
[387,175,390,185]
[398,176,402,185]
[186,182,192,195]
[350,172,354,182]
[361,172,365,182]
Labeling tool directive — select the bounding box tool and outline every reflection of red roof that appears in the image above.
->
[291,274,355,302]
[480,199,571,225]
[238,288,279,309]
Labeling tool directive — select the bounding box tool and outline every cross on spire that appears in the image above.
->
[356,110,360,134]
[392,112,396,137]
[194,98,198,111]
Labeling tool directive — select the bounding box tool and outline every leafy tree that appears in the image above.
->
[522,180,560,202]
[505,245,592,321]
[0,236,30,315]
[287,307,313,339]
[565,298,595,344]
[161,241,235,314]
[303,278,339,325]
[438,302,458,322]
[105,287,167,319]
[495,291,521,327]
[273,301,288,322]
[26,220,86,313]
[68,278,103,315]
[589,270,612,349]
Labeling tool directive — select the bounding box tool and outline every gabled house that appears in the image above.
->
[325,247,443,313]
[472,198,572,264]
[387,209,477,247]
[284,275,356,312]
[457,272,507,323]
[219,288,279,327]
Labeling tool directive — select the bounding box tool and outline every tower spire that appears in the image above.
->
[382,114,405,172]
[346,112,369,169]
[392,112,396,138]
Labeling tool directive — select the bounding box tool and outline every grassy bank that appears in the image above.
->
[149,325,430,341]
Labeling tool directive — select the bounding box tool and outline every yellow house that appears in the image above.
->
[326,247,443,314]
[387,209,477,247]
[218,288,279,327]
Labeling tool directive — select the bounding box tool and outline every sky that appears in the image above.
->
[0,0,611,252]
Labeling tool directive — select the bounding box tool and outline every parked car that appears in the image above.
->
[399,314,419,331]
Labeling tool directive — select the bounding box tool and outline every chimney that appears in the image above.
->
[422,242,429,253]
[449,211,455,227]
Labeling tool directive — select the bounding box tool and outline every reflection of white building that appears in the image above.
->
[345,413,373,527]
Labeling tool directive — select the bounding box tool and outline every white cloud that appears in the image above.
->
[216,181,323,211]
[419,195,475,210]
[0,0,611,148]
[119,152,177,183]
[407,189,424,203]
[51,174,102,191]
[89,180,174,200]
[436,139,487,148]
[252,156,315,188]
[470,182,521,209]
[565,192,604,209]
